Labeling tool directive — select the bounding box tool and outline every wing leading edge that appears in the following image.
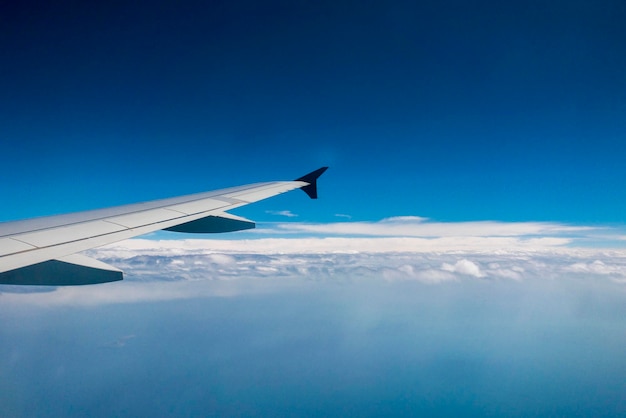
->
[0,167,328,286]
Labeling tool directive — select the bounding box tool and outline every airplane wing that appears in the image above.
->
[0,167,328,286]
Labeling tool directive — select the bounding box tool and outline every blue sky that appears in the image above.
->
[1,0,626,224]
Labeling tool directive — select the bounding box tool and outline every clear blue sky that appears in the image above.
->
[2,1,625,224]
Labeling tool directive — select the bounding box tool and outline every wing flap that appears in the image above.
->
[0,254,122,286]
[164,212,255,233]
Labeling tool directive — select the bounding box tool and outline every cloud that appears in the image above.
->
[80,238,626,284]
[244,216,625,253]
[442,259,485,278]
[266,216,594,238]
[562,260,626,281]
[2,217,625,305]
[4,244,626,307]
[266,210,298,218]
[75,217,625,288]
[88,236,572,256]
[334,214,352,219]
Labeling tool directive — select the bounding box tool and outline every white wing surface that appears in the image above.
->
[0,167,328,285]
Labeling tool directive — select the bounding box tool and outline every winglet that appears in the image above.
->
[295,167,328,199]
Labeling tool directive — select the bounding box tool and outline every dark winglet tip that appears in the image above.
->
[295,167,328,199]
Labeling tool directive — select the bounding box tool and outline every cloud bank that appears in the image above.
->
[79,217,626,285]
[268,216,594,238]
[2,217,625,305]
[87,240,626,283]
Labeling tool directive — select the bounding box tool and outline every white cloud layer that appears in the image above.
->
[84,217,626,288]
[85,239,626,281]
[267,216,594,238]
[266,210,298,218]
[3,244,624,307]
[2,217,625,305]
